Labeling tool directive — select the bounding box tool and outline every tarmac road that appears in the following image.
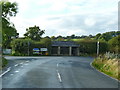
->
[2,56,119,88]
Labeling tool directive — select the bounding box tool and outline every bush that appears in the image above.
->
[11,39,34,56]
[11,38,52,56]
[108,35,120,54]
[76,39,108,55]
[2,57,8,67]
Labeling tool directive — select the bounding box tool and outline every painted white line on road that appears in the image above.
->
[58,72,62,82]
[57,63,59,67]
[10,74,14,76]
[56,70,62,83]
[90,62,120,83]
[26,61,29,63]
[0,67,11,77]
[20,62,23,64]
[15,71,19,73]
[14,64,18,67]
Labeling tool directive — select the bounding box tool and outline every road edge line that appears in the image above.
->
[90,61,120,83]
[0,67,11,77]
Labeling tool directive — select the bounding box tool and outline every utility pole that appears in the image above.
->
[28,41,30,56]
[97,41,99,56]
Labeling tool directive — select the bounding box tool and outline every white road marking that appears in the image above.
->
[15,71,19,73]
[26,61,29,63]
[14,64,18,67]
[56,70,62,83]
[57,63,59,67]
[21,66,23,67]
[0,67,11,77]
[20,62,23,64]
[10,74,14,76]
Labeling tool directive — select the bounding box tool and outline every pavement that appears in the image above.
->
[1,56,119,88]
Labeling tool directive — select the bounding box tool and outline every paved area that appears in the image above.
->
[2,56,119,88]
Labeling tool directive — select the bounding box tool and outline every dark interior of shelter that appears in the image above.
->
[51,41,80,56]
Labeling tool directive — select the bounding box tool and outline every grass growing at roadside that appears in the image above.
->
[92,54,120,80]
[2,57,8,67]
[0,57,8,70]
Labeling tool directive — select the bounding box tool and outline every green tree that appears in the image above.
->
[56,35,64,41]
[24,25,45,41]
[51,36,56,41]
[99,33,112,41]
[76,39,108,55]
[97,31,119,41]
[116,31,120,36]
[40,37,51,47]
[1,1,18,18]
[95,33,101,40]
[71,34,75,39]
[40,38,52,54]
[108,35,120,53]
[11,39,34,56]
[11,38,52,56]
[1,1,18,48]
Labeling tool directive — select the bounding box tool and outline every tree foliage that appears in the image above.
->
[11,38,51,56]
[1,1,18,18]
[95,33,101,40]
[51,36,56,41]
[24,26,45,41]
[108,35,120,53]
[1,1,18,48]
[11,39,33,56]
[76,39,108,55]
[95,31,120,41]
[2,18,18,48]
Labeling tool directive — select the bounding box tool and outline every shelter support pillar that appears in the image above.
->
[69,47,72,56]
[77,47,79,56]
[58,46,61,55]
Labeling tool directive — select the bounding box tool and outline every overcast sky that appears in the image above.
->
[9,0,118,37]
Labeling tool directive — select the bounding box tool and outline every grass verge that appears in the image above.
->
[0,57,8,70]
[92,57,120,80]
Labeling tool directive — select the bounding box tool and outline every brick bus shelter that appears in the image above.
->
[51,41,80,56]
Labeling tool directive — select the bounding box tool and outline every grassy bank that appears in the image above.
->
[2,57,8,67]
[92,53,120,80]
[0,57,8,70]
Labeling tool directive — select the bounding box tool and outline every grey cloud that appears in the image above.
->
[46,12,117,36]
[47,17,61,20]
[41,8,118,36]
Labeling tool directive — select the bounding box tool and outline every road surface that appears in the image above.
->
[2,56,119,88]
